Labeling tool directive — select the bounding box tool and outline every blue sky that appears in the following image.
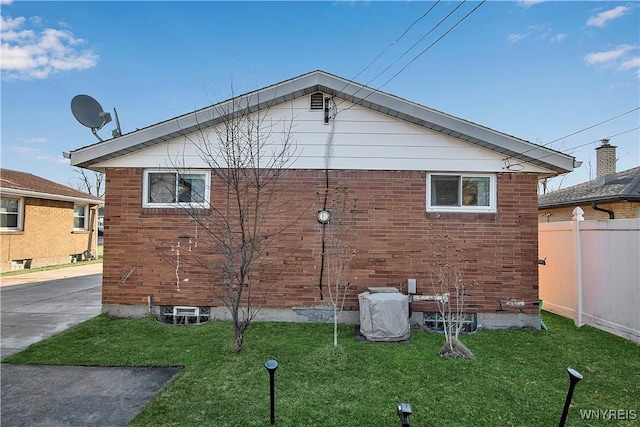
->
[1,1,638,191]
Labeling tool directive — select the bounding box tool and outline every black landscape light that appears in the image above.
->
[558,367,583,427]
[264,359,279,425]
[397,402,413,427]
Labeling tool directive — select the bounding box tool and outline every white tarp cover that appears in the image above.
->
[359,291,410,342]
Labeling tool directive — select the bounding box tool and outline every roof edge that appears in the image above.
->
[0,187,103,205]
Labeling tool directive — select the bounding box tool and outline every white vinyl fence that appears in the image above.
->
[538,210,640,343]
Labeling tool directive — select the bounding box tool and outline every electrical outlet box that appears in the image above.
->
[407,278,416,294]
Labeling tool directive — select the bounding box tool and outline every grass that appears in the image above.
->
[4,313,639,426]
[0,253,102,277]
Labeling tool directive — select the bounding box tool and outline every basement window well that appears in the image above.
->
[159,306,210,325]
[424,312,477,334]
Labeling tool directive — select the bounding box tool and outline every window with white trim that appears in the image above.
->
[427,174,496,213]
[143,170,210,208]
[1,197,23,231]
[73,205,88,230]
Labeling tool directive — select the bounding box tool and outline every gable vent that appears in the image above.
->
[310,92,324,110]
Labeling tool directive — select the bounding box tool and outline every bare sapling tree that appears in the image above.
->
[69,167,105,198]
[426,232,475,359]
[164,91,298,352]
[321,185,358,347]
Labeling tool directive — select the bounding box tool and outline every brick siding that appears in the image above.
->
[1,198,98,272]
[539,201,640,222]
[102,168,540,315]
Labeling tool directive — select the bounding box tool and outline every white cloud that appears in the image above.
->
[516,1,546,9]
[585,45,640,77]
[551,33,567,43]
[508,25,567,44]
[619,57,640,78]
[619,57,640,71]
[0,14,98,80]
[0,0,14,5]
[15,137,48,144]
[36,154,69,164]
[508,33,528,44]
[586,6,631,27]
[585,44,635,65]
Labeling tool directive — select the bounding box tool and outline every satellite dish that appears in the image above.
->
[70,94,121,142]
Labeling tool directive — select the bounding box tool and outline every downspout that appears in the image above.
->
[318,97,337,300]
[86,207,96,259]
[591,202,614,219]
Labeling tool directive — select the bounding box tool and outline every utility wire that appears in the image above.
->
[542,106,638,147]
[504,106,640,166]
[336,0,460,106]
[346,1,441,85]
[506,126,640,169]
[336,0,486,114]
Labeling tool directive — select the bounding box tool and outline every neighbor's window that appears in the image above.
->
[1,197,23,231]
[427,174,496,212]
[143,170,210,208]
[73,205,88,230]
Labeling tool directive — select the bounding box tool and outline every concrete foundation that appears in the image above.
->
[103,304,540,330]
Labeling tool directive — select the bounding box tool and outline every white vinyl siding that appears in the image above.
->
[427,174,496,213]
[93,97,553,174]
[143,170,210,208]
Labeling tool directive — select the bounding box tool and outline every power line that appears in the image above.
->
[347,1,442,85]
[544,106,639,146]
[336,1,486,114]
[506,126,640,169]
[504,106,640,166]
[353,1,464,94]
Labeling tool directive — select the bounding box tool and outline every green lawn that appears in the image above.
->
[4,313,639,426]
[0,257,102,277]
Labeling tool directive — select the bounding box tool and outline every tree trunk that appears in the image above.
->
[233,327,244,353]
[439,337,475,359]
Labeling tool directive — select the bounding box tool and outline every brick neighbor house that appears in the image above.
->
[69,70,575,329]
[0,169,102,272]
[539,139,640,222]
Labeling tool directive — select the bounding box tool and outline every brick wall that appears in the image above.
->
[0,198,98,272]
[103,168,540,315]
[539,201,640,222]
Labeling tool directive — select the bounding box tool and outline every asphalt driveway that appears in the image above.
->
[1,263,103,359]
[1,264,182,426]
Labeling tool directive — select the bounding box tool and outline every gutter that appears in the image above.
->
[0,188,103,205]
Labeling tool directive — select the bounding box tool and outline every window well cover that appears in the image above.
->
[358,291,410,342]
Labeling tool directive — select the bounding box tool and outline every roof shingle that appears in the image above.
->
[538,166,640,208]
[0,169,102,203]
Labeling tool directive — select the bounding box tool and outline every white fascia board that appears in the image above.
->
[0,188,103,205]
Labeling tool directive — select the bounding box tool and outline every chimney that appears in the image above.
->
[595,139,616,178]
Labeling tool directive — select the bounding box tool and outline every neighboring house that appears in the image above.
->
[539,140,640,222]
[0,169,103,272]
[69,70,575,329]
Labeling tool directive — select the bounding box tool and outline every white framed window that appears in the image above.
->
[1,197,23,231]
[143,170,210,208]
[427,173,496,213]
[73,205,88,230]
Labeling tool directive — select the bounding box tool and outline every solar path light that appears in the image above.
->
[558,367,583,427]
[264,359,279,425]
[397,402,413,427]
